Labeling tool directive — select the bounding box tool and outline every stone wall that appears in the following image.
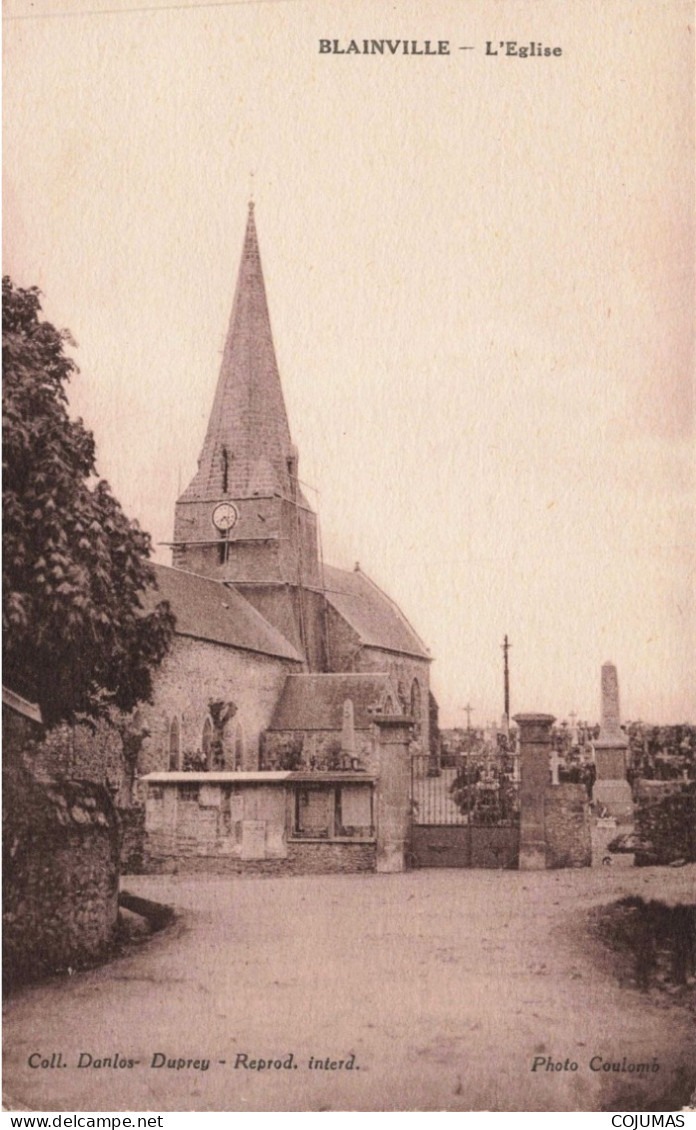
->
[137,636,299,775]
[27,637,299,797]
[142,776,376,875]
[288,840,375,873]
[119,806,146,873]
[144,841,376,876]
[634,785,696,865]
[32,720,127,801]
[544,784,592,869]
[3,765,120,986]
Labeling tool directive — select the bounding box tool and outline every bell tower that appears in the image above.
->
[172,204,324,667]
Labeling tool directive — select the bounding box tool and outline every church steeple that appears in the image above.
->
[181,202,296,502]
[172,205,323,667]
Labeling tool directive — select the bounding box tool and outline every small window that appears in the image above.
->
[179,783,199,803]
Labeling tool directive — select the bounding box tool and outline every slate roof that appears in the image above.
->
[269,672,398,731]
[323,565,430,660]
[143,563,302,663]
[179,203,308,505]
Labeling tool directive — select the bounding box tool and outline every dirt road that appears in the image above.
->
[3,865,695,1112]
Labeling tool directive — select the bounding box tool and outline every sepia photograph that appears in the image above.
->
[3,0,695,1114]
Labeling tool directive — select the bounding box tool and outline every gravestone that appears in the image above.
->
[341,698,356,760]
[592,661,633,823]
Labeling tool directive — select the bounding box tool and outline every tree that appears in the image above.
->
[3,276,175,726]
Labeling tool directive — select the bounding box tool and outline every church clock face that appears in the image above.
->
[211,502,239,533]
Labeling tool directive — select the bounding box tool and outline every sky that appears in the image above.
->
[3,0,694,727]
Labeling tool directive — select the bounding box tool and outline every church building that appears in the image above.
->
[137,203,432,780]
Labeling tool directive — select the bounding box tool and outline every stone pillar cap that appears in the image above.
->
[513,713,556,724]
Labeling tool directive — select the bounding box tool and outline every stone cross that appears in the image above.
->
[341,698,356,759]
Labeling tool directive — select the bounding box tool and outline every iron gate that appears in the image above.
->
[409,752,520,868]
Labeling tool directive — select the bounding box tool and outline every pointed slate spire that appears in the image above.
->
[181,203,296,501]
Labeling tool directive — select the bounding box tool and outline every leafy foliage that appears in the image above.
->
[3,276,175,725]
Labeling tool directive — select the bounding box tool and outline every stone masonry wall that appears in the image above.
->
[119,806,146,873]
[544,784,591,869]
[144,841,376,876]
[137,636,300,777]
[3,765,120,986]
[33,721,127,801]
[143,778,377,875]
[28,638,299,802]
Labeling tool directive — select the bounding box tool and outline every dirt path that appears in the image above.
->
[3,865,695,1112]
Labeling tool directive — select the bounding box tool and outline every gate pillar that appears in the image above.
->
[514,713,555,870]
[372,715,414,873]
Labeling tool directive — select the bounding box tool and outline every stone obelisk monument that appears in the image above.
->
[592,661,633,821]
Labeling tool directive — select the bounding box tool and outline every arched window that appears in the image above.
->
[383,696,395,714]
[410,679,422,721]
[202,717,213,769]
[168,718,180,771]
[233,722,244,771]
[411,678,420,741]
